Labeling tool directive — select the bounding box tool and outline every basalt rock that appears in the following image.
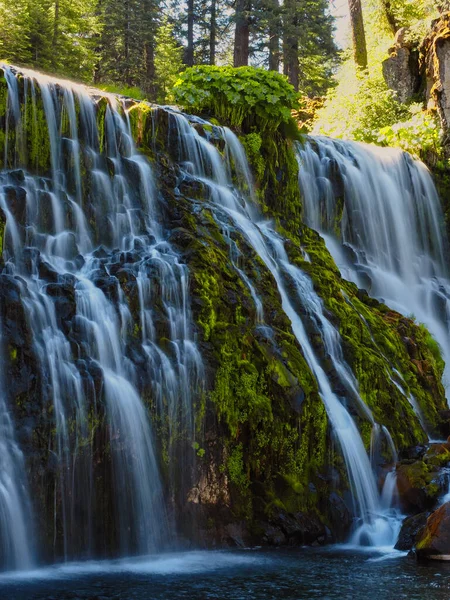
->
[416,502,450,560]
[395,512,429,551]
[0,65,447,564]
[383,29,420,103]
[421,13,450,137]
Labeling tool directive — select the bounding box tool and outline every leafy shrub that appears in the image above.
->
[173,65,299,133]
[389,0,439,44]
[378,104,443,161]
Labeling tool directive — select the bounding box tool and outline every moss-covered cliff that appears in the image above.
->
[127,99,446,545]
[0,66,447,557]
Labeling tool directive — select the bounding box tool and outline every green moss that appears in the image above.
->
[227,443,249,488]
[240,133,264,182]
[194,271,220,341]
[128,102,153,149]
[96,97,109,154]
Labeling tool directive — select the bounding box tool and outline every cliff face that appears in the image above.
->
[422,12,450,133]
[0,66,447,563]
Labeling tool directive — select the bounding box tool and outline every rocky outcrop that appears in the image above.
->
[395,512,429,551]
[421,13,450,130]
[383,29,420,103]
[396,442,450,513]
[416,502,450,560]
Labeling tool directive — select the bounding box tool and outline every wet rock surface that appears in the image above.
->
[416,502,450,560]
[395,512,429,551]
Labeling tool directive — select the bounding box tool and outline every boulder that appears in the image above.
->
[266,511,328,546]
[395,512,429,551]
[416,502,450,560]
[383,31,420,103]
[396,461,441,512]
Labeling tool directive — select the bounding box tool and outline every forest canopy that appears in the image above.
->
[0,0,338,100]
[0,0,448,162]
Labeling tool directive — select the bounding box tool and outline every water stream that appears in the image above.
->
[168,111,402,547]
[297,137,450,400]
[0,65,203,565]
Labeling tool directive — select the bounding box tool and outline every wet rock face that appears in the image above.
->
[395,512,429,551]
[396,445,450,513]
[416,502,450,560]
[383,30,420,103]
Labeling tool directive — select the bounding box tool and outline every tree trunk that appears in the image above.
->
[348,0,368,70]
[124,0,132,85]
[52,0,60,69]
[381,0,398,35]
[268,0,280,71]
[210,0,216,65]
[284,43,299,90]
[145,41,156,98]
[187,0,194,66]
[282,0,299,89]
[234,0,250,67]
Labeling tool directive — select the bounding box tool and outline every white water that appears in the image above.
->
[0,551,267,582]
[0,66,427,566]
[169,110,401,547]
[297,137,450,402]
[0,65,203,564]
[0,328,34,571]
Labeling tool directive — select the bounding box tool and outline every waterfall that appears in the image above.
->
[297,137,450,405]
[0,65,432,566]
[168,110,401,547]
[0,65,203,564]
[0,327,35,571]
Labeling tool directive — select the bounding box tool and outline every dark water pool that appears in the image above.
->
[0,548,450,600]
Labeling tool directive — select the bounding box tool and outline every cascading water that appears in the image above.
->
[0,327,35,571]
[167,109,402,547]
[0,64,436,568]
[0,65,203,564]
[297,137,450,410]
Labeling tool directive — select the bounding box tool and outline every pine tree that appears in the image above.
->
[234,0,250,66]
[348,0,368,70]
[154,18,184,102]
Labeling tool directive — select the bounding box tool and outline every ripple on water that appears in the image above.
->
[0,549,450,600]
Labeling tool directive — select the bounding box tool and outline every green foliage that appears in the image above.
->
[227,443,249,489]
[315,0,442,156]
[388,0,439,43]
[378,105,443,161]
[99,84,146,100]
[174,65,299,132]
[239,133,265,181]
[315,67,409,143]
[154,19,184,104]
[211,337,273,439]
[0,0,100,81]
[97,0,160,91]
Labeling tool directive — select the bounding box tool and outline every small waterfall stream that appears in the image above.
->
[0,328,35,571]
[297,137,450,402]
[0,66,204,565]
[169,110,402,547]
